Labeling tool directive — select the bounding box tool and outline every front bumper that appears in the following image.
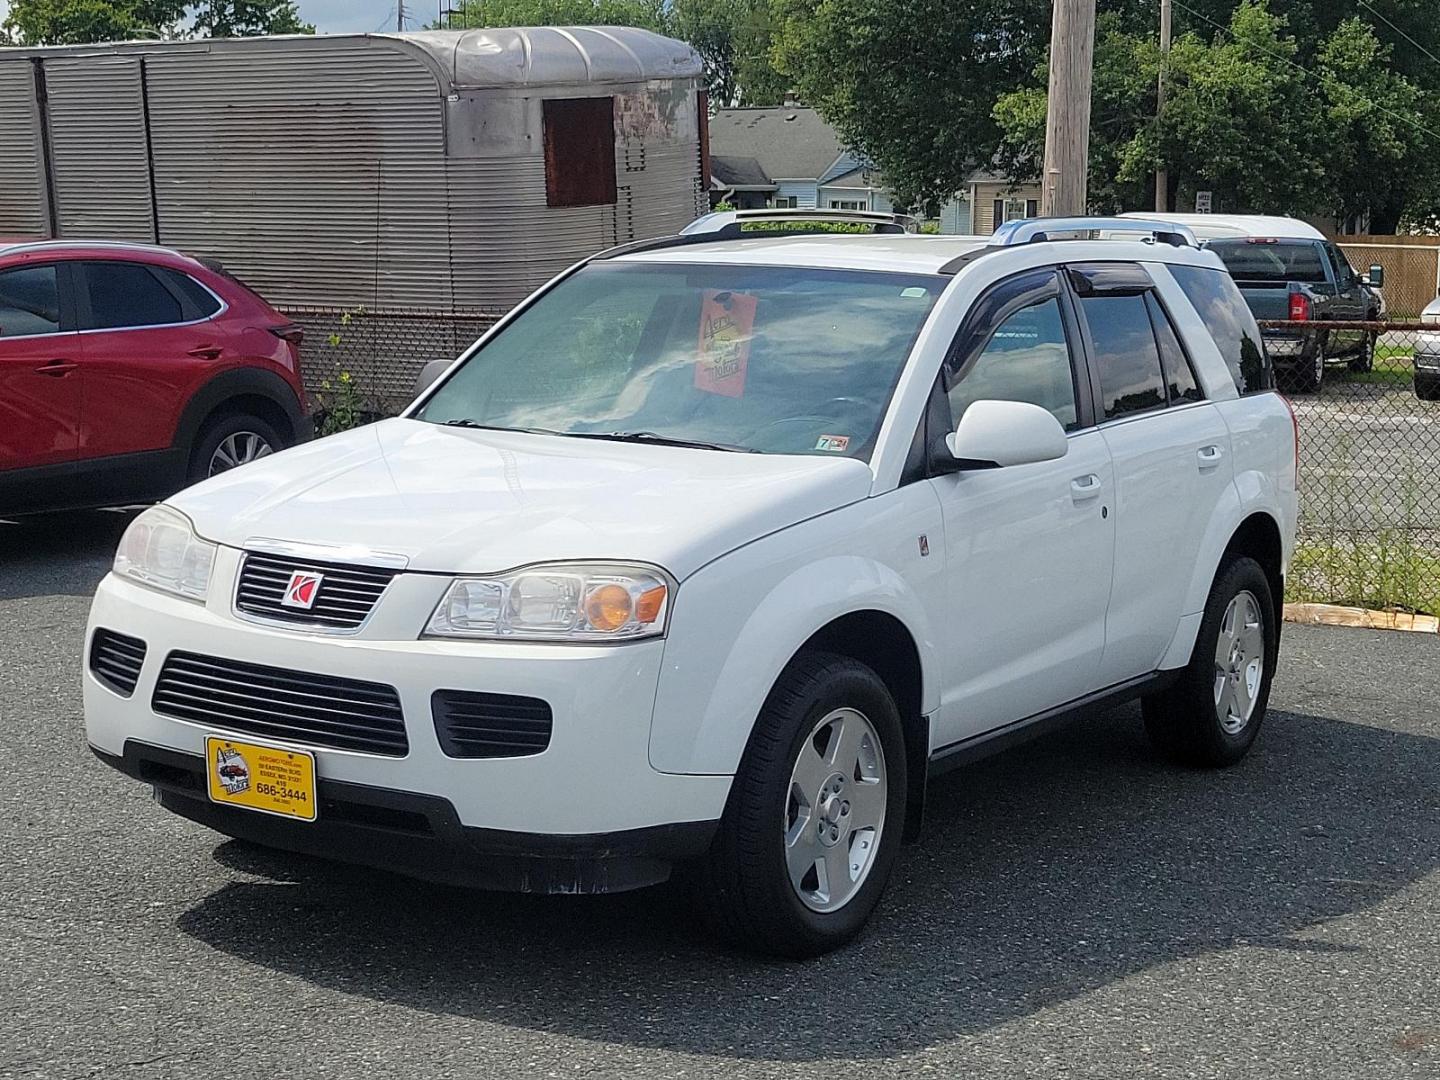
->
[85,564,731,886]
[1413,333,1440,373]
[92,741,714,892]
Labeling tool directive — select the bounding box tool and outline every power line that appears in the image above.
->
[1172,0,1440,145]
[1356,0,1440,72]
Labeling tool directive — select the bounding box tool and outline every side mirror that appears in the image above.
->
[413,358,451,398]
[946,399,1068,469]
[1365,264,1385,289]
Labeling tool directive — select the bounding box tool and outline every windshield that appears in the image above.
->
[414,262,944,459]
[1205,240,1328,284]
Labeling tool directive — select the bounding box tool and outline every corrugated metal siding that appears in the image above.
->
[144,40,453,309]
[0,63,47,237]
[774,180,818,208]
[939,196,972,235]
[43,56,156,242]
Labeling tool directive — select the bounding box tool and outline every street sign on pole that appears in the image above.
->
[1195,191,1213,214]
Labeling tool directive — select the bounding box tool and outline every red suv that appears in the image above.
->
[0,241,310,515]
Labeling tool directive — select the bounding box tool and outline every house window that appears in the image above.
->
[543,97,617,208]
[828,199,866,211]
[773,196,799,209]
[991,196,1039,232]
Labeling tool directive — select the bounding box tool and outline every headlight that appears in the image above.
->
[113,505,216,602]
[426,563,673,642]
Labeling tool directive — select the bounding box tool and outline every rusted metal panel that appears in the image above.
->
[42,56,156,241]
[0,63,48,237]
[543,97,618,208]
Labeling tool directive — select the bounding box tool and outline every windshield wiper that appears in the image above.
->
[439,419,562,436]
[562,430,758,453]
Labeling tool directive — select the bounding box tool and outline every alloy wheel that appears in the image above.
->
[1213,589,1265,734]
[208,431,274,477]
[784,707,887,913]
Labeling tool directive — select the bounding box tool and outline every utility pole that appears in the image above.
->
[1040,0,1098,216]
[1155,0,1172,212]
[397,0,405,31]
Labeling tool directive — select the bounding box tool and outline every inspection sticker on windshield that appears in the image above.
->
[695,290,757,398]
[816,434,850,452]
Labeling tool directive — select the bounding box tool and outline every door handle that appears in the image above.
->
[1070,473,1102,499]
[187,346,223,360]
[1197,444,1225,468]
[35,359,78,377]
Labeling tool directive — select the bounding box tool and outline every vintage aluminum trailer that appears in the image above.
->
[0,28,708,401]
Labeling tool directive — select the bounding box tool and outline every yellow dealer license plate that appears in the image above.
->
[205,735,317,822]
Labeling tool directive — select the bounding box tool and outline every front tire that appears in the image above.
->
[1142,556,1278,767]
[1416,373,1440,402]
[697,651,907,958]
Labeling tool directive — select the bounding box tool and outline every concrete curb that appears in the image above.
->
[1283,602,1438,633]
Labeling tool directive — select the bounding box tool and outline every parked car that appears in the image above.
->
[1121,213,1384,392]
[1415,295,1440,400]
[84,211,1297,957]
[0,240,310,515]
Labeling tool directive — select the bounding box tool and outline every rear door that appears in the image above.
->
[1066,263,1236,685]
[0,262,84,471]
[74,259,222,459]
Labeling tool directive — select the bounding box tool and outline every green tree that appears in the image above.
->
[444,0,667,32]
[2,0,185,44]
[191,1,313,36]
[668,0,787,106]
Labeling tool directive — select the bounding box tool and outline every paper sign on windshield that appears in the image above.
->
[695,290,757,397]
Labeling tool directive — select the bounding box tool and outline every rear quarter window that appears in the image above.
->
[1170,264,1273,395]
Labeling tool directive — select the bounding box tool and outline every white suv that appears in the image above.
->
[85,212,1298,957]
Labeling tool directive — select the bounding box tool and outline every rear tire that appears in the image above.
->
[696,650,907,958]
[188,414,284,485]
[1291,336,1324,394]
[1142,556,1278,767]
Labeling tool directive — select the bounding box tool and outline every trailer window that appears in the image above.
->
[543,98,617,209]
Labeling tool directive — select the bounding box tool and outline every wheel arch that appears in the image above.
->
[173,369,308,458]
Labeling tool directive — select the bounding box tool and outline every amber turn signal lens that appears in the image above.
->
[635,585,667,623]
[584,583,633,631]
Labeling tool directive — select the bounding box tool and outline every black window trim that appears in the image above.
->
[72,258,228,335]
[1064,261,1210,425]
[1143,290,1206,405]
[941,265,1097,432]
[0,260,80,340]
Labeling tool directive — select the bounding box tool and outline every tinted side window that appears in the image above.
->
[84,262,184,329]
[1147,294,1202,403]
[0,265,61,337]
[1080,293,1166,419]
[154,268,221,318]
[948,297,1079,431]
[1170,264,1272,394]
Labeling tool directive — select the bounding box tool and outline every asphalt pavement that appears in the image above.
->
[1,511,1437,1079]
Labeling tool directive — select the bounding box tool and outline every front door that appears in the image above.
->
[928,268,1115,748]
[0,262,82,472]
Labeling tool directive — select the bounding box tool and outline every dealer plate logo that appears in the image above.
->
[281,570,324,609]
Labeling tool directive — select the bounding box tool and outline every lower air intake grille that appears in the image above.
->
[432,690,553,759]
[90,629,147,696]
[152,651,408,756]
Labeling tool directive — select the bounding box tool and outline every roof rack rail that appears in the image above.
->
[592,208,915,261]
[989,216,1198,249]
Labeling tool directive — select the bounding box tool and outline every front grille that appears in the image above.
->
[90,629,147,696]
[152,651,408,756]
[235,552,398,630]
[432,690,553,759]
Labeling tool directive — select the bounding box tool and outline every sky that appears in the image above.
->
[0,2,433,35]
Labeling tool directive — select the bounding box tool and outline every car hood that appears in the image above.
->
[172,419,874,579]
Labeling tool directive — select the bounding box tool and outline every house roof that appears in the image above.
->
[710,155,774,190]
[708,107,848,181]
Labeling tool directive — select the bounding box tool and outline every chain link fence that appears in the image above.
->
[283,306,1440,617]
[1262,318,1440,615]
